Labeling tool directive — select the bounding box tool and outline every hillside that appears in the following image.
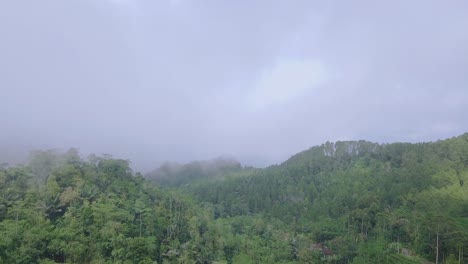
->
[0,150,243,263]
[153,134,468,263]
[1,134,467,263]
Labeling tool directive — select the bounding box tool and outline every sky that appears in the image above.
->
[1,0,467,171]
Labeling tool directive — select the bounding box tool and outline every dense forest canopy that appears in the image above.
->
[1,134,468,263]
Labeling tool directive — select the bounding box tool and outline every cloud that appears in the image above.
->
[105,0,126,4]
[247,58,329,110]
[1,0,467,171]
[97,0,141,14]
[169,0,183,6]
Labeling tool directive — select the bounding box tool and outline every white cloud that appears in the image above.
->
[102,0,131,6]
[170,0,183,6]
[97,0,141,14]
[247,58,329,110]
[106,0,128,5]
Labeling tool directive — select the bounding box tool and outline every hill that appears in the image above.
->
[1,134,468,263]
[154,134,468,263]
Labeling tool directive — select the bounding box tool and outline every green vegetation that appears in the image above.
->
[1,134,468,263]
[146,158,242,186]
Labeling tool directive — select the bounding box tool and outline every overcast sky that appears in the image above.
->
[1,0,467,171]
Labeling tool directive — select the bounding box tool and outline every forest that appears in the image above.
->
[1,134,468,263]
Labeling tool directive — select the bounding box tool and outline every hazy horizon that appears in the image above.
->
[1,0,468,171]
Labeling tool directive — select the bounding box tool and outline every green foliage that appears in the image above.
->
[170,134,468,263]
[0,150,243,264]
[2,133,468,263]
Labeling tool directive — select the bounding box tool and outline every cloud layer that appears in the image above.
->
[0,0,467,170]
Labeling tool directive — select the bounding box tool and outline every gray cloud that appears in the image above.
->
[1,0,467,171]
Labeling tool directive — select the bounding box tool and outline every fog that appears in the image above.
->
[1,0,467,171]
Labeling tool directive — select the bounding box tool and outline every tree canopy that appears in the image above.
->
[1,133,468,263]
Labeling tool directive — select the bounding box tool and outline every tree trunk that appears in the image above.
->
[361,218,364,237]
[459,246,461,264]
[436,231,439,264]
[139,212,142,237]
[459,247,463,264]
[397,235,400,254]
[15,212,18,236]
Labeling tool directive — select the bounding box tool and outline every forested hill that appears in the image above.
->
[1,134,468,263]
[0,150,250,263]
[152,134,468,263]
[182,134,468,219]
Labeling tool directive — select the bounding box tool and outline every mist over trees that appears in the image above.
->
[2,1,467,263]
[146,158,242,186]
[1,134,468,263]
